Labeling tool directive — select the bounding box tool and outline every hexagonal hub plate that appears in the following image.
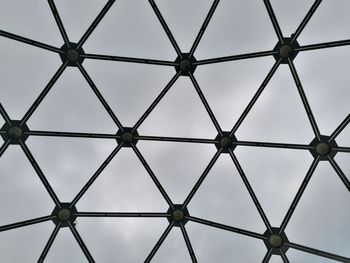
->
[116,127,139,147]
[51,203,78,227]
[59,42,85,66]
[0,120,29,144]
[263,228,289,254]
[174,53,197,76]
[273,37,300,64]
[215,132,237,153]
[309,135,338,160]
[167,205,189,227]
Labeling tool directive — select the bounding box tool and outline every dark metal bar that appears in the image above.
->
[144,222,174,263]
[135,135,217,144]
[68,221,95,263]
[182,149,222,208]
[19,141,61,206]
[131,144,174,208]
[81,53,176,66]
[229,149,272,232]
[0,103,11,124]
[27,130,118,139]
[334,146,350,153]
[295,39,350,52]
[279,156,320,232]
[77,0,116,49]
[262,248,273,263]
[20,62,68,125]
[76,63,124,130]
[148,0,183,57]
[38,222,61,263]
[291,0,323,43]
[0,29,63,53]
[230,59,281,135]
[132,72,181,132]
[281,251,290,263]
[0,215,55,232]
[187,216,266,240]
[288,59,321,140]
[189,0,220,57]
[189,72,223,135]
[329,113,350,142]
[328,156,350,191]
[180,223,198,263]
[70,143,123,207]
[194,50,277,66]
[75,212,169,218]
[235,140,313,150]
[285,241,350,262]
[0,139,11,158]
[263,0,284,43]
[47,0,70,46]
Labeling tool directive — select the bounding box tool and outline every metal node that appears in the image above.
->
[309,135,338,160]
[167,205,189,227]
[174,53,197,76]
[116,127,139,147]
[273,37,300,64]
[214,132,237,153]
[263,228,289,254]
[51,203,78,227]
[59,43,85,66]
[0,121,29,144]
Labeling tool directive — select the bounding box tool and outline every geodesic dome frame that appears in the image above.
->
[0,0,350,262]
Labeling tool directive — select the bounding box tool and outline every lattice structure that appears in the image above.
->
[0,0,350,262]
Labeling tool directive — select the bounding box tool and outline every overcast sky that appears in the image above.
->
[0,0,350,262]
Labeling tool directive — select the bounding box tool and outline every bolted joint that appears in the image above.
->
[116,127,139,147]
[167,205,189,227]
[174,53,197,76]
[263,228,289,254]
[214,132,237,153]
[51,203,78,227]
[273,37,300,64]
[59,42,85,66]
[309,135,338,160]
[1,121,29,144]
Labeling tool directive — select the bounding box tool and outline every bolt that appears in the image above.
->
[122,132,133,143]
[66,49,79,62]
[279,45,292,58]
[180,59,191,72]
[269,234,283,248]
[58,208,71,222]
[315,142,331,155]
[172,209,184,222]
[7,126,23,139]
[220,137,232,148]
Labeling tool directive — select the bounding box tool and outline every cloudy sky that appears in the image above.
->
[0,0,350,262]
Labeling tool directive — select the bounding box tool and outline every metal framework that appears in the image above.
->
[0,0,350,262]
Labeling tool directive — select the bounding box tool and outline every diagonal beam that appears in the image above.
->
[0,139,11,158]
[77,0,116,49]
[189,0,220,57]
[182,149,222,208]
[189,72,223,135]
[329,113,350,141]
[0,29,63,53]
[76,63,124,130]
[285,241,350,262]
[229,149,272,232]
[71,143,123,207]
[68,221,95,263]
[288,59,321,140]
[230,59,281,135]
[263,0,284,43]
[131,144,174,208]
[0,103,11,124]
[132,72,181,132]
[180,223,198,263]
[295,39,350,52]
[47,0,70,45]
[279,156,320,232]
[38,222,61,263]
[194,50,277,66]
[148,0,182,57]
[280,251,290,263]
[328,156,350,191]
[21,62,68,125]
[19,141,61,206]
[262,248,273,263]
[81,53,176,66]
[144,222,174,263]
[0,215,55,232]
[291,0,323,43]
